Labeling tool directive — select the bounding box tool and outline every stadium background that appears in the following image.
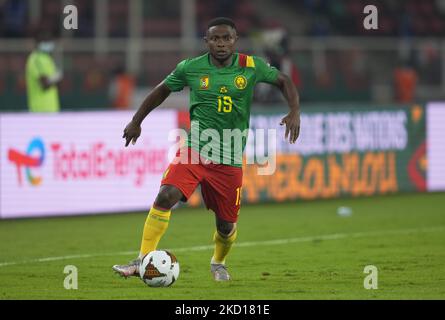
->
[0,0,444,300]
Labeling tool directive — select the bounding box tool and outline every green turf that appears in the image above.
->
[0,192,444,300]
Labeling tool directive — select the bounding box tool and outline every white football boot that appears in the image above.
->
[211,263,231,281]
[112,258,141,278]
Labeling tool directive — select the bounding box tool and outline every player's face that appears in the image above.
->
[205,25,238,62]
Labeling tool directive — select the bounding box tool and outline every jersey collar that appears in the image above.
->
[207,52,239,69]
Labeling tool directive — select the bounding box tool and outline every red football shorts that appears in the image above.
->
[161,147,243,223]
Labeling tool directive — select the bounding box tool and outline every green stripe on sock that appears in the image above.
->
[149,215,170,223]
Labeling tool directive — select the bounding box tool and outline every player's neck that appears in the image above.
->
[209,53,234,68]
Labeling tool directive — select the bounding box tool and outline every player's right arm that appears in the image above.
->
[123,81,172,147]
[123,60,188,147]
[254,56,300,144]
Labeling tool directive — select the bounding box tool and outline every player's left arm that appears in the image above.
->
[274,72,301,144]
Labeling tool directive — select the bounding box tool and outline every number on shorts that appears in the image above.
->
[235,187,242,206]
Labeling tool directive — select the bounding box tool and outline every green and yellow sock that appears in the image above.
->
[211,229,237,265]
[139,206,171,258]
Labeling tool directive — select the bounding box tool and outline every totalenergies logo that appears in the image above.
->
[8,138,46,186]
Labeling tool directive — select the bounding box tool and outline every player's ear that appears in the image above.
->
[232,30,239,43]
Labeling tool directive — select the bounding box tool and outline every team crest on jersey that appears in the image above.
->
[200,76,210,90]
[234,75,247,90]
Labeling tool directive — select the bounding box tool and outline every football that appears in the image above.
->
[139,250,180,287]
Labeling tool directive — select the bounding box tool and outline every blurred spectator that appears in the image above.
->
[73,0,95,38]
[398,8,415,37]
[216,0,236,18]
[1,0,28,37]
[256,28,302,103]
[417,42,441,85]
[266,34,302,89]
[309,15,331,36]
[26,30,63,113]
[282,0,444,37]
[108,66,135,110]
[393,61,417,103]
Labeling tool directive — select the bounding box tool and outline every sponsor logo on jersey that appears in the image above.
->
[219,86,228,94]
[234,75,247,90]
[200,76,210,90]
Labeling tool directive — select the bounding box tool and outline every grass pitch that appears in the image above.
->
[0,192,444,300]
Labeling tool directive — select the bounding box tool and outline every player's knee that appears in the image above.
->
[217,221,236,238]
[154,186,182,210]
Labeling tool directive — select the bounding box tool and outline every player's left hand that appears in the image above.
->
[280,111,300,144]
[123,121,141,147]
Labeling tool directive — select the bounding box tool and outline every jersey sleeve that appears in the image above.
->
[164,60,188,92]
[254,56,280,84]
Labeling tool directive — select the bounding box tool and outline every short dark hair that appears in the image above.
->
[207,17,237,31]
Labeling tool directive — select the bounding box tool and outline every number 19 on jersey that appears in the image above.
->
[218,96,233,113]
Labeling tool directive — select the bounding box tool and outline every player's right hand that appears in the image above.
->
[123,121,141,147]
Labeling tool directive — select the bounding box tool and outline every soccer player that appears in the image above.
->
[112,17,300,281]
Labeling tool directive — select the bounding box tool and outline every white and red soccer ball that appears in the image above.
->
[139,250,180,287]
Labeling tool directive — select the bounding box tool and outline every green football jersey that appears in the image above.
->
[164,52,279,167]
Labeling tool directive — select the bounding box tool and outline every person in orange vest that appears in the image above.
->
[394,61,418,103]
[109,66,135,110]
